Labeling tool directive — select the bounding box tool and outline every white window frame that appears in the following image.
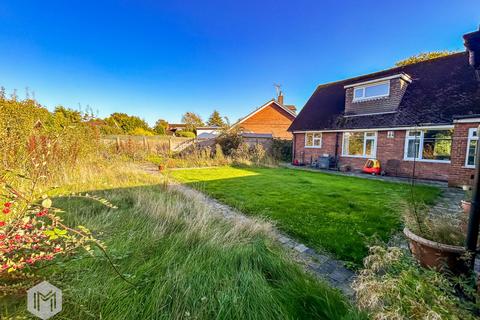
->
[465,128,478,168]
[342,131,377,158]
[403,129,452,163]
[305,132,322,148]
[352,81,390,102]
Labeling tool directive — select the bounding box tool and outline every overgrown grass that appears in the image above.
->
[1,162,364,320]
[170,166,441,265]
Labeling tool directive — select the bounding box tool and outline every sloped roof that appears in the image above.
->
[289,52,480,131]
[232,99,296,129]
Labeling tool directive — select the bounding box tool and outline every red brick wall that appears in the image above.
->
[449,122,477,187]
[238,102,295,140]
[293,130,452,182]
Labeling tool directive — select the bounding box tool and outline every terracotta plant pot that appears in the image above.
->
[461,200,471,214]
[403,228,468,274]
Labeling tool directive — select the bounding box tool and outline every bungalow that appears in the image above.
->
[231,92,297,140]
[288,27,480,187]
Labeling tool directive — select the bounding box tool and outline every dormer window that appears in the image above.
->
[353,81,390,102]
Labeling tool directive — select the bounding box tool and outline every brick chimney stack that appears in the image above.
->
[277,91,284,105]
[464,26,480,70]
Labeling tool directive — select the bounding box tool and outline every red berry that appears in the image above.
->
[2,208,10,214]
[0,221,5,227]
[4,202,12,208]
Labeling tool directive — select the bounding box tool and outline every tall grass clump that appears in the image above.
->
[353,246,479,319]
[2,163,364,320]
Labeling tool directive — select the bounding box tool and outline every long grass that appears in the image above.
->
[1,161,364,319]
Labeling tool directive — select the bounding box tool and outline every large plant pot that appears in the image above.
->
[403,228,468,274]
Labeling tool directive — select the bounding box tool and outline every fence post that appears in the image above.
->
[143,136,148,151]
[116,137,120,151]
[168,137,172,156]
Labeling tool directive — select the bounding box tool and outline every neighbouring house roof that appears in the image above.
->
[232,99,297,129]
[241,133,273,138]
[196,126,221,130]
[289,52,480,132]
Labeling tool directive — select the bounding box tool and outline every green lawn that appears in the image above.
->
[2,162,364,320]
[171,166,440,265]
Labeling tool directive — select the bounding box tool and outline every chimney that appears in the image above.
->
[277,91,284,105]
[286,105,297,115]
[464,26,480,70]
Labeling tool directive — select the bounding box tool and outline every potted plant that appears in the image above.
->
[403,204,469,274]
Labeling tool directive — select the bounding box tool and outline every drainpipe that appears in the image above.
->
[334,132,340,169]
[292,133,296,164]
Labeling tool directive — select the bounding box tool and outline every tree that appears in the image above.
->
[395,51,457,67]
[104,112,150,134]
[207,110,226,127]
[181,112,204,131]
[153,119,168,135]
[53,106,82,126]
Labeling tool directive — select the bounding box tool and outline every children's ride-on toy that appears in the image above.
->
[362,159,381,175]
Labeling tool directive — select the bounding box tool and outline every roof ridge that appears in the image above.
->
[313,51,466,90]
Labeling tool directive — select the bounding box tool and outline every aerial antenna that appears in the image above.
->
[273,83,282,99]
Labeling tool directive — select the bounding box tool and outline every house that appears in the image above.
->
[168,124,220,139]
[196,126,221,139]
[288,27,480,187]
[167,123,188,134]
[231,92,297,140]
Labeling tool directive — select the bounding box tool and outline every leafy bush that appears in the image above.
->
[270,139,292,162]
[353,246,479,319]
[0,96,101,177]
[176,130,196,138]
[129,127,155,136]
[104,112,150,134]
[216,130,243,155]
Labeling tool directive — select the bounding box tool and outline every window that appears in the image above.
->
[342,131,377,157]
[466,128,478,168]
[305,132,322,148]
[404,129,453,162]
[353,81,390,101]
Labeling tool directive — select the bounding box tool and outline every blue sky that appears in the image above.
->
[0,1,479,125]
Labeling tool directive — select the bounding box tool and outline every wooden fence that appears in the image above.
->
[102,135,194,154]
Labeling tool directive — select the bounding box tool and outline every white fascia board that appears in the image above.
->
[344,73,412,89]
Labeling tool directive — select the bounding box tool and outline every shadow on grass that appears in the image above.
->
[1,181,367,320]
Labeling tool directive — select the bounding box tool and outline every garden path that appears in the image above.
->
[139,163,356,298]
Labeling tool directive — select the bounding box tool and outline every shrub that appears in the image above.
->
[129,127,155,136]
[270,139,292,162]
[216,130,243,155]
[353,246,479,319]
[175,130,196,138]
[0,96,101,177]
[250,144,266,164]
[0,143,115,284]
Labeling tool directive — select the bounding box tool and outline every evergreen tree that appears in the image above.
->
[207,110,226,127]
